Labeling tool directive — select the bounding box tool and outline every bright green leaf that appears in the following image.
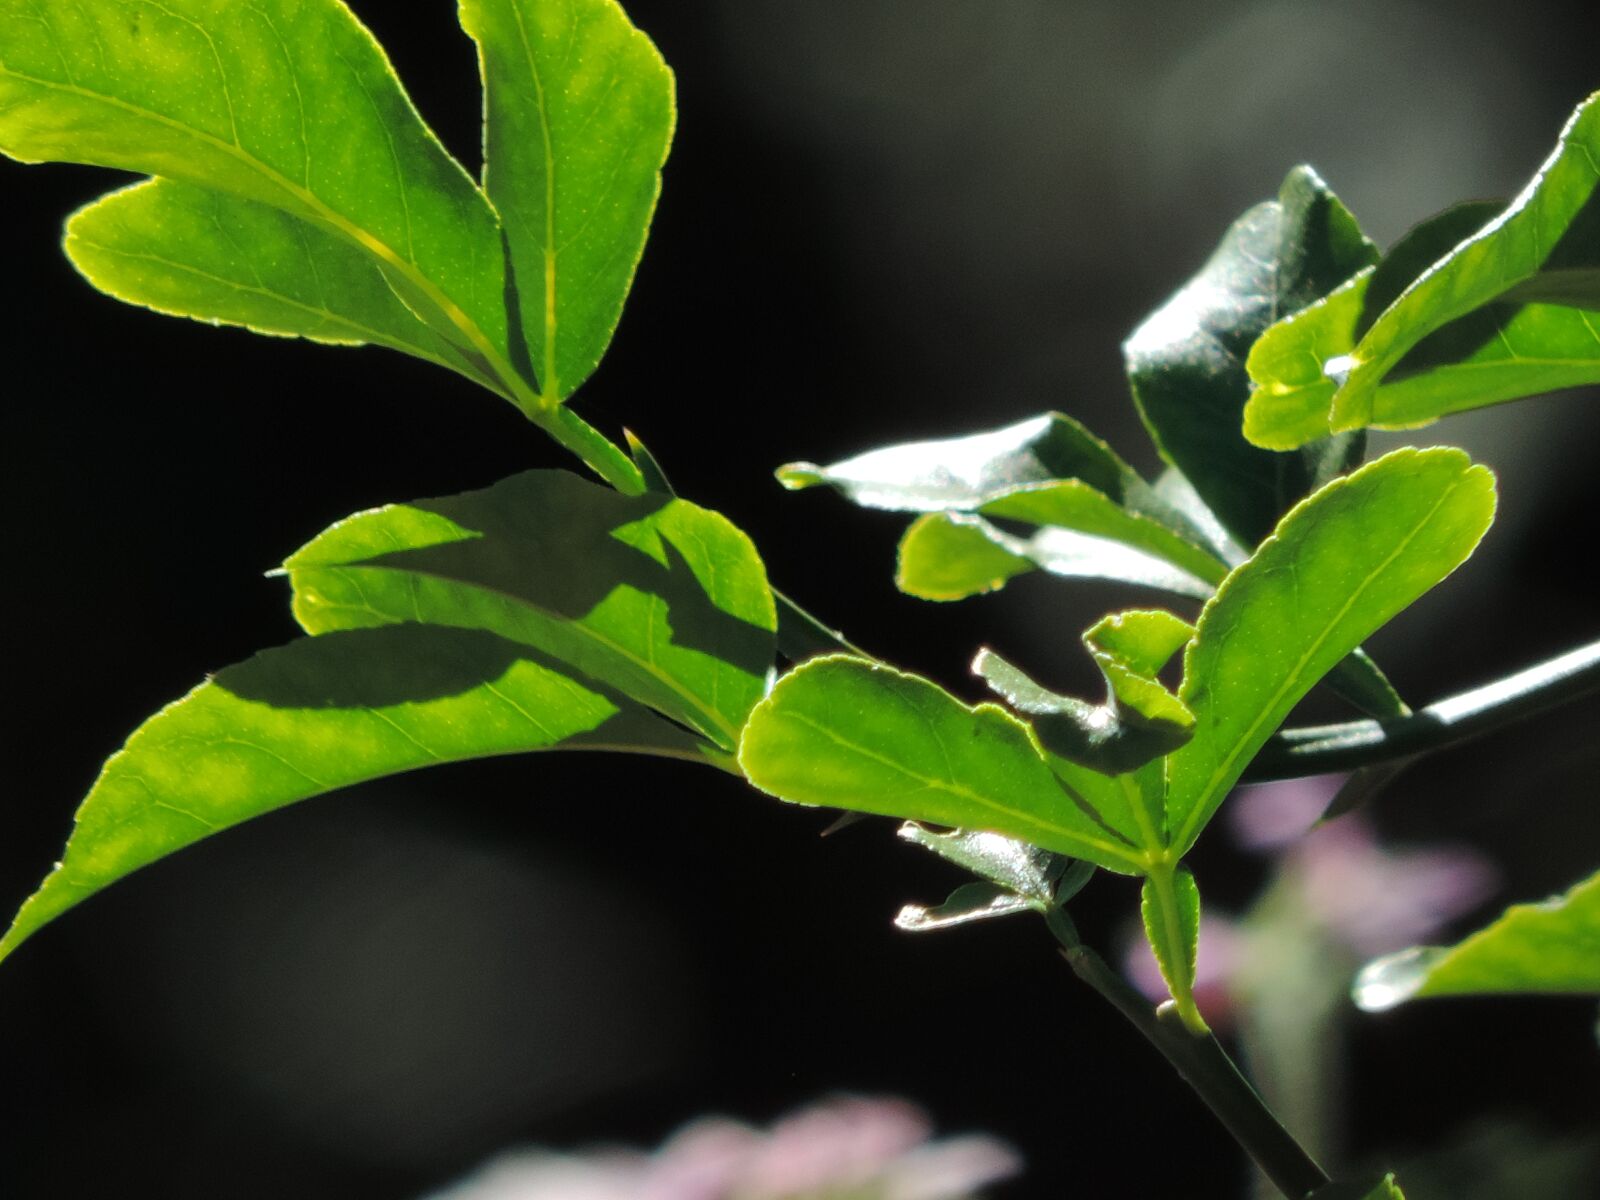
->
[737,656,1148,875]
[1125,166,1378,547]
[1327,91,1600,430]
[460,0,674,401]
[1165,448,1496,856]
[0,624,717,964]
[0,0,515,383]
[1141,866,1200,1009]
[1354,868,1600,1010]
[64,177,486,383]
[286,470,776,751]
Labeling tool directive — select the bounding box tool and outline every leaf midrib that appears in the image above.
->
[1172,472,1467,851]
[0,61,535,403]
[777,707,1146,870]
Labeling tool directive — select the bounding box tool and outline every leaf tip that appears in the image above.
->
[775,462,824,491]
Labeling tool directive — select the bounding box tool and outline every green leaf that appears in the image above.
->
[460,0,674,401]
[64,177,485,383]
[1326,92,1600,431]
[286,470,777,751]
[1354,869,1600,1010]
[1140,865,1200,1009]
[0,0,515,385]
[0,624,717,964]
[896,510,1215,602]
[737,656,1148,875]
[895,823,1064,905]
[1245,199,1600,447]
[975,609,1194,777]
[1164,448,1496,856]
[1125,165,1378,547]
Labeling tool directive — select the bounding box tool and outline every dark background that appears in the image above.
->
[3,1,1599,1195]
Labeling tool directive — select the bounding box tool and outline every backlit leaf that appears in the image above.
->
[287,470,777,750]
[1164,448,1496,856]
[460,0,674,400]
[1354,868,1600,1009]
[738,656,1148,875]
[0,625,716,964]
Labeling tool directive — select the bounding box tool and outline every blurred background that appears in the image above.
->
[3,0,1598,1195]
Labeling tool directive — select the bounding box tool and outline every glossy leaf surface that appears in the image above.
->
[1125,166,1377,547]
[65,177,481,381]
[1354,869,1600,1010]
[975,610,1194,777]
[1166,449,1496,855]
[0,625,714,963]
[287,470,776,751]
[895,881,1036,931]
[897,512,1215,602]
[896,823,1063,904]
[461,0,673,400]
[738,657,1147,875]
[0,0,511,376]
[1326,92,1600,430]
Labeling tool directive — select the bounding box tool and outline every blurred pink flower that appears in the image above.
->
[429,1096,1021,1200]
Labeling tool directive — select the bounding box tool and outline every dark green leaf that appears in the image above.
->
[0,625,717,964]
[461,0,674,401]
[1354,869,1600,1010]
[737,656,1148,875]
[0,0,514,385]
[1165,448,1496,856]
[1326,92,1600,431]
[287,470,776,750]
[64,177,488,385]
[975,609,1195,777]
[1125,166,1378,547]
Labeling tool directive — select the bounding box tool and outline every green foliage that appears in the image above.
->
[1354,869,1600,1010]
[8,7,1600,1193]
[0,625,717,964]
[461,0,674,400]
[1165,448,1495,855]
[1124,165,1377,548]
[1246,91,1600,445]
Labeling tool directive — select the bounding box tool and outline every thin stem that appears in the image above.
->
[1045,908,1330,1200]
[1245,638,1600,782]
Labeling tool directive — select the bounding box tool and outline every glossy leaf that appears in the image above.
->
[461,0,674,401]
[287,470,776,750]
[975,610,1194,777]
[896,511,1214,602]
[1326,92,1600,431]
[64,177,484,383]
[894,881,1036,931]
[0,0,514,381]
[1141,866,1200,1007]
[738,656,1148,875]
[1354,869,1600,1010]
[1125,166,1378,547]
[1165,448,1496,856]
[0,625,716,964]
[896,823,1063,905]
